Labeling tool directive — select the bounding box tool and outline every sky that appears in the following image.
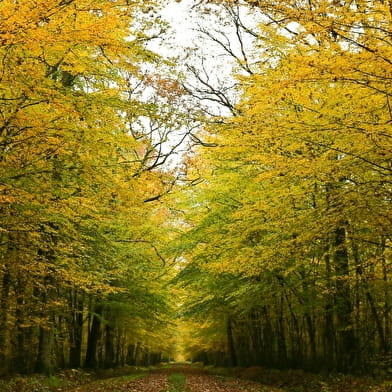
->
[141,0,261,167]
[160,0,196,47]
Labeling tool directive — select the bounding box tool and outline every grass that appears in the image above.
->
[100,373,145,383]
[0,370,145,392]
[45,375,62,388]
[0,374,64,392]
[167,372,186,392]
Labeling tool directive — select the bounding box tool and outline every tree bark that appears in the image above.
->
[36,325,54,375]
[85,302,102,369]
[104,324,115,368]
[69,290,84,368]
[226,316,237,367]
[0,267,11,374]
[333,226,356,371]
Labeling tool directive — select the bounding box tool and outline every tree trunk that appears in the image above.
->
[324,252,335,369]
[85,302,102,369]
[261,306,273,366]
[13,279,30,374]
[36,325,54,375]
[277,294,288,368]
[104,324,115,368]
[55,315,67,368]
[333,226,355,371]
[69,290,84,368]
[226,316,237,367]
[0,267,11,374]
[382,239,390,353]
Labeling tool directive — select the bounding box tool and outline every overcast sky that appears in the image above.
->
[160,0,196,47]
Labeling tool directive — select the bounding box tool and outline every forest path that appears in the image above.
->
[69,371,168,392]
[69,365,282,392]
[2,364,389,391]
[185,372,282,392]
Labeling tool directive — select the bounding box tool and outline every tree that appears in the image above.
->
[173,0,391,372]
[0,0,182,375]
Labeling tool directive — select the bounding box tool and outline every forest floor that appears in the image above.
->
[1,364,391,392]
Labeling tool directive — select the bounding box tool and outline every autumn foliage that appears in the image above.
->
[0,0,178,375]
[0,0,391,380]
[174,0,392,374]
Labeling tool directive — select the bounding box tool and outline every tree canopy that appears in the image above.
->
[171,0,391,372]
[0,0,391,376]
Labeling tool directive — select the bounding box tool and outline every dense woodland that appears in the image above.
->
[0,0,391,378]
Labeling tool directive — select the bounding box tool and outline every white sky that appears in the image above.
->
[141,0,262,167]
[160,0,196,47]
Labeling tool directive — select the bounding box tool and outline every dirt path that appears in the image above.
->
[69,372,168,392]
[2,365,389,391]
[185,373,282,392]
[68,366,282,392]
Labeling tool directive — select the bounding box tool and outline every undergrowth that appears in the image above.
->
[167,372,186,392]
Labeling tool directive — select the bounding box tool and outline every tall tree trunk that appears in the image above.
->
[261,306,273,366]
[226,316,237,367]
[0,266,11,374]
[305,313,317,367]
[277,294,288,368]
[104,324,115,368]
[134,342,141,365]
[352,237,387,356]
[127,344,136,365]
[324,251,335,369]
[0,233,17,375]
[298,268,316,366]
[13,277,29,374]
[69,289,84,368]
[35,274,55,375]
[36,324,54,375]
[115,330,122,367]
[282,288,303,367]
[250,310,263,366]
[85,302,102,369]
[333,225,356,371]
[55,315,67,368]
[381,238,390,353]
